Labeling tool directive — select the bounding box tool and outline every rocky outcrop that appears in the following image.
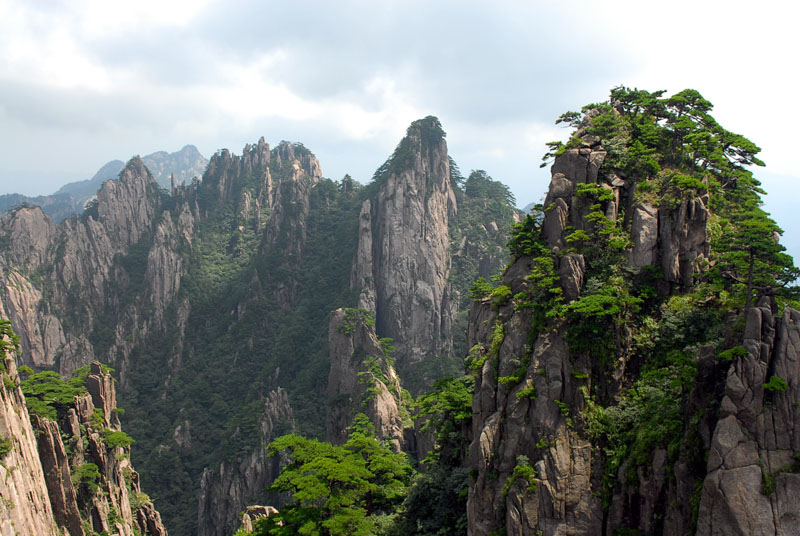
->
[140,145,207,189]
[0,356,61,536]
[466,257,602,536]
[0,146,207,224]
[0,355,167,536]
[351,117,457,379]
[0,158,166,373]
[659,194,710,287]
[237,506,279,533]
[263,142,322,267]
[32,415,84,535]
[197,389,294,536]
[38,361,168,536]
[0,205,55,270]
[0,156,200,382]
[326,308,407,449]
[0,270,65,369]
[466,133,716,535]
[629,202,658,267]
[696,301,800,535]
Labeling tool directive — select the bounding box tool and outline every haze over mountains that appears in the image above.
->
[0,145,208,223]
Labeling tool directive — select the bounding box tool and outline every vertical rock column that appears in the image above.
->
[0,357,61,536]
[351,117,457,378]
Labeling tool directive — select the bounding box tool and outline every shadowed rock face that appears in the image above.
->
[197,389,294,536]
[463,132,748,536]
[0,358,168,536]
[351,118,458,382]
[326,308,406,450]
[697,302,800,536]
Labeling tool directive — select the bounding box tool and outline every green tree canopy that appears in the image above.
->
[247,418,411,536]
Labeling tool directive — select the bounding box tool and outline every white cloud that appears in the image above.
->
[0,0,797,235]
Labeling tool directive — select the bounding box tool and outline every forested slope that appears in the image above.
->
[0,120,517,536]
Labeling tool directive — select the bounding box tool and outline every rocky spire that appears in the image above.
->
[351,116,457,381]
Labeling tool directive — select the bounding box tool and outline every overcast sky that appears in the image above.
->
[1,0,797,259]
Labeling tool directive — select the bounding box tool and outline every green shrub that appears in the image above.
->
[469,277,494,300]
[718,345,748,362]
[337,308,375,334]
[72,462,101,494]
[0,436,12,459]
[502,455,537,498]
[102,429,135,449]
[763,375,788,393]
[490,285,513,307]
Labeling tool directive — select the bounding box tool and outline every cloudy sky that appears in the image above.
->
[1,0,797,259]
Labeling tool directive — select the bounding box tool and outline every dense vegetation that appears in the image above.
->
[236,378,473,536]
[108,128,517,535]
[517,87,799,521]
[236,87,798,535]
[119,150,365,535]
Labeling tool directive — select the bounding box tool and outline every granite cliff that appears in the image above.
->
[464,89,799,536]
[0,119,517,535]
[0,331,167,536]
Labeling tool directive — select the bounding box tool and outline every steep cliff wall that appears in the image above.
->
[0,125,519,535]
[1,343,167,536]
[697,302,800,535]
[197,389,294,536]
[351,117,457,382]
[465,91,798,536]
[115,139,329,536]
[467,137,717,535]
[326,308,408,450]
[0,355,60,536]
[0,157,184,381]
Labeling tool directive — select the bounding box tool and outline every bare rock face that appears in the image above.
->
[0,205,55,270]
[0,156,201,382]
[142,145,208,190]
[629,202,658,267]
[238,505,279,533]
[0,356,61,536]
[466,259,602,536]
[466,135,715,535]
[197,389,294,536]
[659,195,710,286]
[351,117,457,378]
[32,415,84,535]
[96,158,160,247]
[697,301,800,535]
[0,157,168,376]
[0,357,167,536]
[0,270,66,368]
[263,142,322,267]
[326,308,407,450]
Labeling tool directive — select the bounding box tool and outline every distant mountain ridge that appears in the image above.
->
[0,145,207,222]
